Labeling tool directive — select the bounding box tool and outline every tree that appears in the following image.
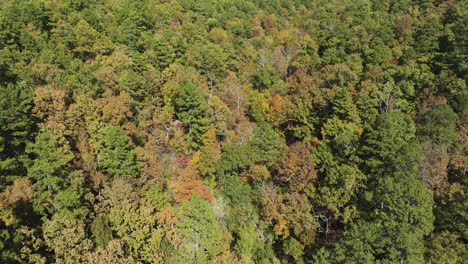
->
[283,192,318,246]
[90,215,113,249]
[418,104,459,147]
[174,82,210,150]
[93,46,133,91]
[72,20,99,60]
[252,66,280,91]
[330,87,360,123]
[275,142,317,192]
[250,122,287,167]
[343,112,434,263]
[419,141,450,196]
[240,165,270,184]
[96,126,140,178]
[26,129,73,216]
[32,85,68,138]
[43,214,92,264]
[284,237,305,264]
[0,178,35,226]
[260,184,289,237]
[361,111,421,177]
[311,118,364,222]
[0,178,36,262]
[85,239,134,264]
[173,180,213,204]
[95,178,164,263]
[248,90,270,122]
[195,129,221,178]
[174,194,225,263]
[207,96,231,134]
[0,82,35,185]
[118,69,147,104]
[426,231,466,264]
[186,43,228,86]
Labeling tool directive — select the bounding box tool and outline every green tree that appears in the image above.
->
[174,82,209,150]
[343,112,434,263]
[331,87,360,123]
[0,82,35,185]
[145,30,185,70]
[174,194,224,263]
[186,43,228,85]
[418,104,459,147]
[361,111,421,176]
[252,67,280,91]
[90,215,113,249]
[72,20,99,60]
[311,118,364,222]
[426,231,466,264]
[250,122,287,167]
[26,129,73,216]
[96,178,164,262]
[96,126,140,178]
[196,128,221,178]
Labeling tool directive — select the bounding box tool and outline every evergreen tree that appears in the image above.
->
[0,82,35,185]
[342,112,434,263]
[26,129,73,216]
[96,126,140,178]
[419,104,459,147]
[174,82,209,150]
[251,122,287,167]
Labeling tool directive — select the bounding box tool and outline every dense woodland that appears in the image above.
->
[0,0,466,263]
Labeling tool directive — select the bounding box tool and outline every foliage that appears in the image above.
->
[174,82,210,150]
[0,0,465,262]
[95,126,140,178]
[174,194,225,263]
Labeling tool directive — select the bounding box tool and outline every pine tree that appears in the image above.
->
[174,82,209,150]
[343,112,434,263]
[0,82,35,185]
[97,126,140,178]
[26,129,73,216]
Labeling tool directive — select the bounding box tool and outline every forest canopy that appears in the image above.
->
[0,0,466,263]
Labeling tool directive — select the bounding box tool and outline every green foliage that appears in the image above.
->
[187,43,228,83]
[419,104,459,147]
[252,67,280,91]
[361,111,422,177]
[0,82,35,184]
[0,0,465,263]
[174,194,224,263]
[342,111,434,263]
[90,215,113,249]
[43,214,92,264]
[248,90,269,122]
[331,87,360,122]
[145,184,171,211]
[426,231,466,264]
[119,69,146,104]
[250,122,287,167]
[284,237,304,263]
[146,30,185,70]
[196,128,220,178]
[26,129,73,216]
[96,126,140,178]
[174,82,210,150]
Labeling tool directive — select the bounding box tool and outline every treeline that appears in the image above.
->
[0,0,466,263]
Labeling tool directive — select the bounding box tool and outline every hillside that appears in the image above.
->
[0,0,466,263]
